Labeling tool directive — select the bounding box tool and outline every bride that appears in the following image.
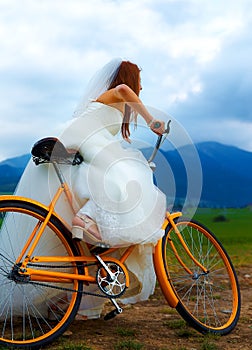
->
[14,58,167,318]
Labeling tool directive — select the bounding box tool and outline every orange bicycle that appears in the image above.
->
[0,128,240,348]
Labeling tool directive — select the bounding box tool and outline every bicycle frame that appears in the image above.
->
[10,188,132,288]
[5,188,181,308]
[4,187,204,310]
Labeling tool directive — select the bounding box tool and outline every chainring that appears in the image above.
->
[96,262,127,298]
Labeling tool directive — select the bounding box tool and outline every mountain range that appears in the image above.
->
[0,142,251,208]
[160,142,252,208]
[0,154,30,193]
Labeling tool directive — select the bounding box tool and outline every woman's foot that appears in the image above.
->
[72,214,101,240]
[72,214,110,247]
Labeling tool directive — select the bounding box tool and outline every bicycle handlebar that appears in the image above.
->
[148,120,171,164]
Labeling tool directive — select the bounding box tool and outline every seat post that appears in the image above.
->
[52,161,65,185]
[52,161,75,213]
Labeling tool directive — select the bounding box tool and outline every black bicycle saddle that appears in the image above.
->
[31,137,83,166]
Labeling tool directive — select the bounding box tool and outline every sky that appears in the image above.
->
[0,0,252,160]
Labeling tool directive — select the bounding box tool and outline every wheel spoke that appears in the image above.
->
[162,218,240,334]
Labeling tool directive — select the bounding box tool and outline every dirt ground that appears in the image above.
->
[48,266,252,350]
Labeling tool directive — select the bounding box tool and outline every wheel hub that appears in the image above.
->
[7,264,30,284]
[192,270,209,280]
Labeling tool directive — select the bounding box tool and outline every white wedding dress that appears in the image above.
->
[12,101,167,318]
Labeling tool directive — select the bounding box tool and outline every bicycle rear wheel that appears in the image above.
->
[161,217,240,335]
[0,197,83,348]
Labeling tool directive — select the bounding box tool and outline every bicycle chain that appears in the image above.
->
[26,262,122,299]
[27,262,96,269]
[28,279,110,299]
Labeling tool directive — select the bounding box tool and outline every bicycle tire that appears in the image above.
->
[0,197,83,348]
[160,217,240,335]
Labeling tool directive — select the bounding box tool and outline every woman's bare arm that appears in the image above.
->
[97,84,165,135]
[114,84,165,135]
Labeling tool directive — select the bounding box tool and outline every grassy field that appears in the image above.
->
[191,206,252,266]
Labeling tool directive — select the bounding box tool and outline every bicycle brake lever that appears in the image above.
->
[154,120,171,149]
[165,119,171,134]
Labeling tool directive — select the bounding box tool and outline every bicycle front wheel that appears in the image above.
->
[0,197,83,348]
[162,218,241,335]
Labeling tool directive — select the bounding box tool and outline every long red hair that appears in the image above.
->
[108,61,141,139]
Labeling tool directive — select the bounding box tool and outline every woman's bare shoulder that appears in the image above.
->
[96,88,122,104]
[96,89,125,113]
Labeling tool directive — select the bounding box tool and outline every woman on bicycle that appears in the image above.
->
[14,58,167,318]
[61,59,167,248]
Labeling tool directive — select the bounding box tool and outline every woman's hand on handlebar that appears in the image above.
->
[148,119,166,135]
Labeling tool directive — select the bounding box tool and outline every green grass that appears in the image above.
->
[43,339,94,350]
[114,340,144,350]
[163,319,186,329]
[60,345,92,350]
[116,327,136,337]
[193,207,252,265]
[200,340,219,350]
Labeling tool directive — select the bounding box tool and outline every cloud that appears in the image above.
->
[153,1,252,150]
[168,11,252,147]
[0,0,252,160]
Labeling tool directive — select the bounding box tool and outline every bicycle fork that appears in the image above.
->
[166,212,208,275]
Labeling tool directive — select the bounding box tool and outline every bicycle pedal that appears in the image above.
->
[104,308,122,321]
